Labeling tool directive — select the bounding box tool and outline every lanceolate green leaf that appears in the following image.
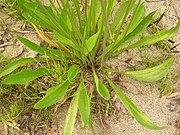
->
[123,58,174,82]
[17,36,60,59]
[34,80,71,109]
[84,32,100,55]
[0,58,45,78]
[53,31,78,50]
[17,0,25,10]
[57,8,72,32]
[72,0,83,32]
[1,68,49,84]
[61,0,82,40]
[93,0,101,27]
[23,1,64,33]
[119,11,155,46]
[111,0,135,33]
[78,80,90,128]
[107,0,116,19]
[23,11,52,29]
[34,64,80,109]
[93,70,110,100]
[89,0,101,33]
[53,31,81,58]
[123,21,180,51]
[116,2,146,43]
[104,11,156,56]
[123,3,146,36]
[22,1,53,30]
[106,77,166,130]
[63,94,79,135]
[68,65,80,81]
[24,2,54,27]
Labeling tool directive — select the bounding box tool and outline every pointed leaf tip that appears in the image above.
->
[93,71,110,100]
[123,58,174,82]
[68,65,80,81]
[78,80,90,128]
[1,68,49,85]
[34,80,70,109]
[106,77,166,130]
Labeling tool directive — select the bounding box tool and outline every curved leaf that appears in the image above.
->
[35,64,81,109]
[93,70,110,100]
[119,11,155,47]
[106,77,166,130]
[22,1,58,30]
[53,31,78,50]
[23,11,52,29]
[105,11,155,55]
[123,58,174,82]
[63,94,79,135]
[0,58,45,78]
[17,36,60,59]
[116,2,146,42]
[78,80,90,128]
[22,1,53,30]
[17,0,25,10]
[111,0,135,32]
[1,68,49,85]
[83,32,100,55]
[107,0,116,19]
[123,21,180,51]
[34,80,70,109]
[86,0,101,34]
[68,65,80,81]
[124,3,146,35]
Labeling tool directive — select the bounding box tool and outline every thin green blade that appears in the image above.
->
[78,79,90,128]
[63,94,79,135]
[17,0,25,10]
[124,3,146,35]
[72,0,83,32]
[88,0,101,34]
[111,0,135,33]
[23,11,52,29]
[123,21,180,51]
[0,58,45,78]
[1,68,49,84]
[24,2,53,26]
[68,65,80,81]
[106,77,166,130]
[17,36,60,59]
[34,80,71,109]
[119,11,155,47]
[105,11,155,55]
[123,58,174,82]
[53,31,78,50]
[83,32,100,55]
[93,70,110,100]
[107,0,116,19]
[22,1,53,29]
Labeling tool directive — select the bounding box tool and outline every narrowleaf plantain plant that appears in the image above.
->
[0,0,180,134]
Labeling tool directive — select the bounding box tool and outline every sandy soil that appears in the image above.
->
[0,0,180,135]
